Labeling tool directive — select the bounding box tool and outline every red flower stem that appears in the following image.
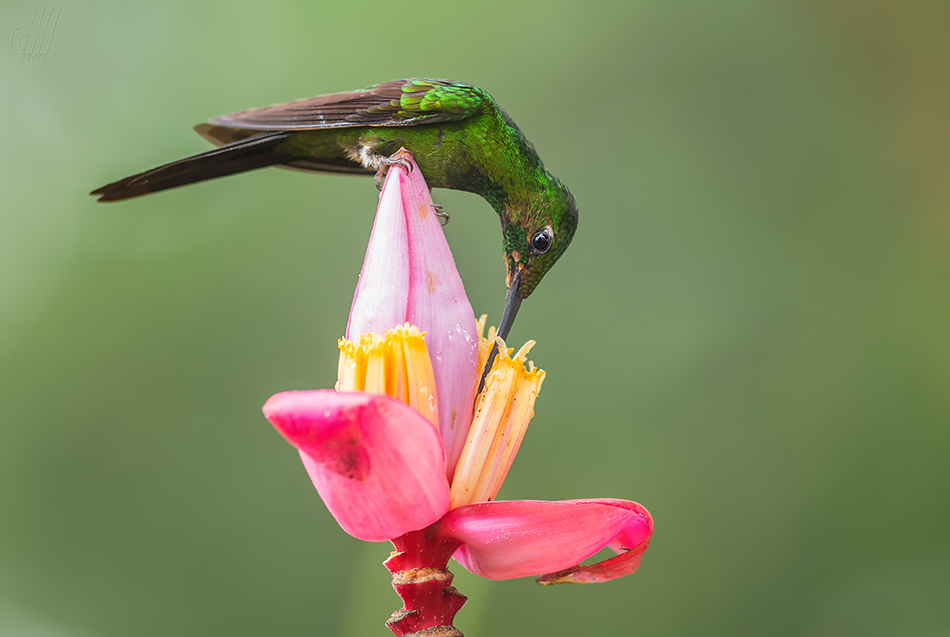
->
[384,526,467,637]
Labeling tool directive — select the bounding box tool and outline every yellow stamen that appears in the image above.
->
[336,324,439,430]
[475,314,500,379]
[449,328,545,509]
[336,317,545,508]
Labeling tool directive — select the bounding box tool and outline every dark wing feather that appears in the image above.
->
[91,132,294,201]
[195,123,373,176]
[209,78,491,131]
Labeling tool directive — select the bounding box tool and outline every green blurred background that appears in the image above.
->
[2,1,949,635]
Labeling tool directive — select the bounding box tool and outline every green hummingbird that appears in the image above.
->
[91,78,578,356]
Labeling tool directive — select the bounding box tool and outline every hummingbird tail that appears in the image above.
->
[90,132,294,202]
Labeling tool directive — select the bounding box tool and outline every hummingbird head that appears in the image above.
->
[494,182,578,340]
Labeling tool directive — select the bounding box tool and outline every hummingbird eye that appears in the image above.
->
[530,227,553,255]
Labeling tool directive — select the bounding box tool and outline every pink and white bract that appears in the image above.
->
[262,150,652,634]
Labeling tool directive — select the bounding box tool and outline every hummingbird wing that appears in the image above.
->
[207,79,492,131]
[92,80,495,200]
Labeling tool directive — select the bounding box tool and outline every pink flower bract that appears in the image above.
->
[263,151,653,583]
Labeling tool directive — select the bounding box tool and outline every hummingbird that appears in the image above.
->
[91,78,578,369]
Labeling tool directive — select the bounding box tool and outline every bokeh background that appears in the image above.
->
[2,1,949,635]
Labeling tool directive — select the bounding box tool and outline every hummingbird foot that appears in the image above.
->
[433,204,450,226]
[373,152,414,191]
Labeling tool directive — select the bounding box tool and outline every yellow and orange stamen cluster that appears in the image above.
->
[449,316,545,508]
[335,317,545,509]
[336,324,440,430]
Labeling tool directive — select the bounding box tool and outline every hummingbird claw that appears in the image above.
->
[373,150,414,191]
[433,204,450,226]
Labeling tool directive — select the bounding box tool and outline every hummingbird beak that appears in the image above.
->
[477,267,522,394]
[497,266,523,341]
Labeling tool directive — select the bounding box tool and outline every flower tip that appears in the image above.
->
[536,502,653,585]
[261,389,301,422]
[262,389,368,447]
[263,389,362,426]
[535,537,651,585]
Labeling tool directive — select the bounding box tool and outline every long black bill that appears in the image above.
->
[477,267,523,394]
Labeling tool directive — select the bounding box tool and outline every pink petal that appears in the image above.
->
[536,500,653,584]
[345,163,410,339]
[346,153,478,479]
[263,390,450,542]
[438,499,653,581]
[397,160,478,477]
